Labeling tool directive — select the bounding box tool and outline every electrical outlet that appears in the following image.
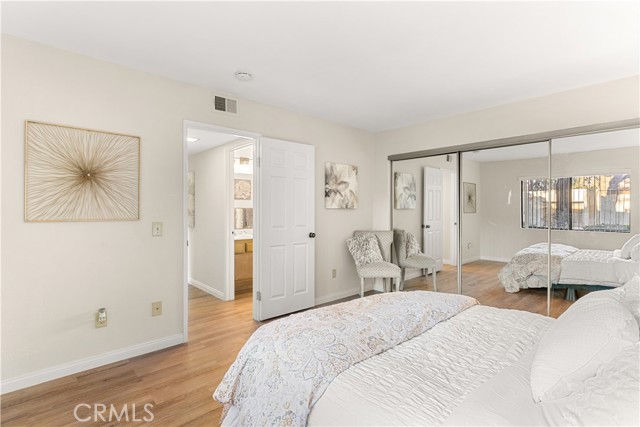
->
[152,301,162,316]
[331,269,337,279]
[152,222,163,237]
[95,308,107,328]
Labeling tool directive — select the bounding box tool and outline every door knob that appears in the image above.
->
[309,232,316,238]
[425,225,431,229]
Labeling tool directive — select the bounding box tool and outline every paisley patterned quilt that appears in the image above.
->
[214,291,478,426]
[498,243,578,292]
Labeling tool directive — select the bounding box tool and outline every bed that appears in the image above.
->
[498,241,639,300]
[214,280,639,426]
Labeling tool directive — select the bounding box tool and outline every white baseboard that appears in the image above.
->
[315,285,373,305]
[480,256,511,263]
[189,278,225,300]
[0,334,184,394]
[462,256,480,265]
[404,269,423,281]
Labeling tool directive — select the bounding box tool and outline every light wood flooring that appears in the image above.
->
[1,260,575,426]
[404,260,577,318]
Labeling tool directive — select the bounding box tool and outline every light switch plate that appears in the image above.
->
[152,222,163,237]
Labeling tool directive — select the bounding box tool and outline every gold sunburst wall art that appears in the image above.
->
[25,121,140,222]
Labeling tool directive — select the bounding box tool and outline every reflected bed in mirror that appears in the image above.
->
[498,241,639,300]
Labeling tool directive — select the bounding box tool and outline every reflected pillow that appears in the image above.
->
[612,275,640,330]
[406,232,421,257]
[530,291,639,402]
[621,234,640,259]
[347,233,383,267]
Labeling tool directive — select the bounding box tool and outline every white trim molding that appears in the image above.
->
[461,256,481,265]
[480,255,511,263]
[0,334,184,394]
[188,278,225,300]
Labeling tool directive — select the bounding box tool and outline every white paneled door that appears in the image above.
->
[257,138,315,320]
[423,167,444,271]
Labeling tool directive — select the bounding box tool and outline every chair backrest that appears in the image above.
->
[393,229,408,266]
[353,230,393,262]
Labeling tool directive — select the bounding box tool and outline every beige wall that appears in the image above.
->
[187,143,233,299]
[461,158,481,263]
[478,145,640,261]
[373,76,640,230]
[1,35,374,388]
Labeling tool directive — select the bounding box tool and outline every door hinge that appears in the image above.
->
[256,157,261,167]
[257,291,262,301]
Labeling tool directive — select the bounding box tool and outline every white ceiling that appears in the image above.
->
[2,2,638,132]
[187,127,251,156]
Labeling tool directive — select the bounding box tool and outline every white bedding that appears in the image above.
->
[499,243,640,292]
[307,305,552,426]
[559,249,639,287]
[442,348,546,426]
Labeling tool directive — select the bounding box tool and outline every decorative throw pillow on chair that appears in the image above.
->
[347,233,384,267]
[406,232,421,257]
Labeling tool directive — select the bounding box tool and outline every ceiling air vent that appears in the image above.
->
[212,94,238,115]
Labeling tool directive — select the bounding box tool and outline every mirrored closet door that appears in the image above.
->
[391,154,459,295]
[460,142,551,315]
[549,128,639,315]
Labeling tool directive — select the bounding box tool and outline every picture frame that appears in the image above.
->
[394,172,417,209]
[463,182,477,213]
[188,171,195,228]
[325,162,358,209]
[24,121,140,222]
[234,179,252,200]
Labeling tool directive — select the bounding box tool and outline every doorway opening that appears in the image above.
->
[230,144,255,301]
[183,121,259,340]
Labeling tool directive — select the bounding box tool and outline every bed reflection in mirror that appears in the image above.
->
[549,128,639,315]
[461,142,556,316]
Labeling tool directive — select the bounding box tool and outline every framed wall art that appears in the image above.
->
[234,179,252,200]
[25,121,140,222]
[188,171,195,228]
[325,162,358,209]
[463,182,477,213]
[394,172,416,209]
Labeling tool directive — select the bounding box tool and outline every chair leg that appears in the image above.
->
[360,277,365,298]
[400,268,405,291]
[432,268,437,292]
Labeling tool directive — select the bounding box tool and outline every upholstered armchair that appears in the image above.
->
[347,230,401,297]
[393,229,437,291]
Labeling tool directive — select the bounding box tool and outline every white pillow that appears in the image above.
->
[406,232,421,257]
[346,233,383,267]
[631,243,640,262]
[612,275,640,330]
[530,292,639,402]
[545,343,640,427]
[621,234,640,259]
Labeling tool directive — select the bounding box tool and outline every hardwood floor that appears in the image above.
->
[1,287,260,427]
[1,261,576,426]
[404,260,576,318]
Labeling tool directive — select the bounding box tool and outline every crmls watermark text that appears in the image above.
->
[73,403,154,423]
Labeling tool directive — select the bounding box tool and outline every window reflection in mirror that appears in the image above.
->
[391,154,459,295]
[550,128,639,315]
